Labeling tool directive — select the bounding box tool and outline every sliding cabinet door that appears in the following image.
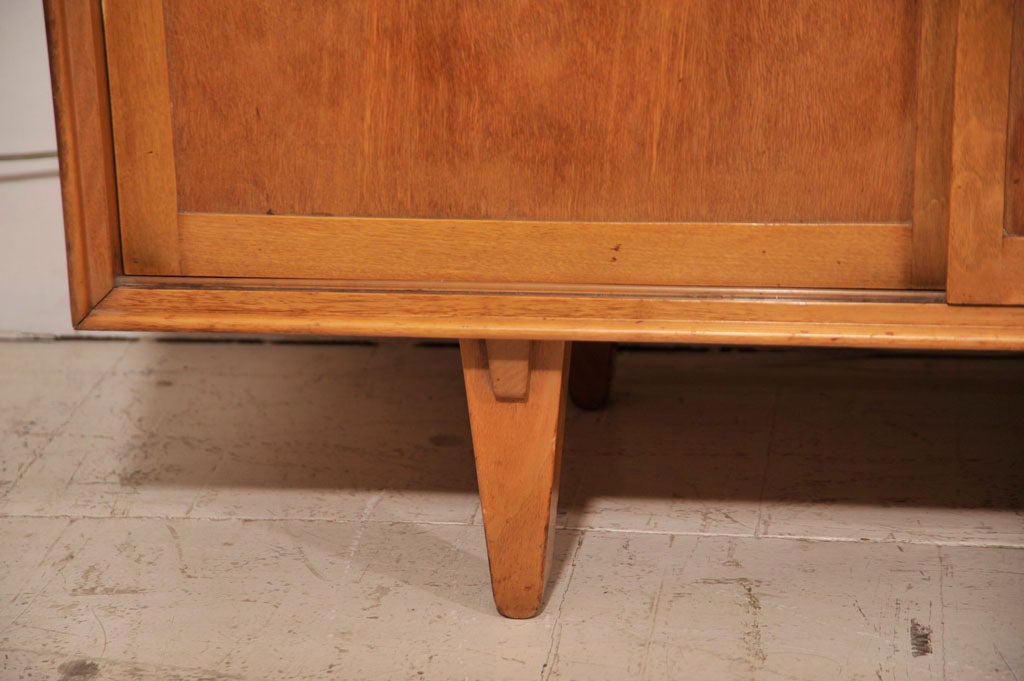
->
[103,0,954,291]
[948,0,1024,304]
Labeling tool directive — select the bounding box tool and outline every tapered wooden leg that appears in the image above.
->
[460,339,570,618]
[569,342,616,410]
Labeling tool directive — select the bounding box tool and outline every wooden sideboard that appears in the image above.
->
[47,0,1023,617]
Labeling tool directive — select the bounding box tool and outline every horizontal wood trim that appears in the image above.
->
[81,285,1024,351]
[177,213,913,290]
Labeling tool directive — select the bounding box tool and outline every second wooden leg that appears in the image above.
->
[569,342,616,410]
[460,339,570,618]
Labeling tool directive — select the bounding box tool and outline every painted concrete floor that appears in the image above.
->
[0,339,1021,681]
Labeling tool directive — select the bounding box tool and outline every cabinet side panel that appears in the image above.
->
[164,0,919,224]
[43,0,120,322]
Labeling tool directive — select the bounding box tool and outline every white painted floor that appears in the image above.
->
[0,339,1021,680]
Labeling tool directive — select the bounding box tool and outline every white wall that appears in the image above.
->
[0,0,77,335]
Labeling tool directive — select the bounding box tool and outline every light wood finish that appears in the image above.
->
[81,284,1024,350]
[177,213,913,289]
[910,0,959,288]
[102,0,931,290]
[460,339,570,618]
[102,0,179,275]
[42,0,120,323]
[162,0,917,224]
[569,343,617,411]
[484,340,533,402]
[947,0,1024,304]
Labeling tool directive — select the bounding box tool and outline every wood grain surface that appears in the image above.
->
[163,0,918,224]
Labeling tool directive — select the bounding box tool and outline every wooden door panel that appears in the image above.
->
[947,0,1024,305]
[104,0,945,290]
[164,0,917,224]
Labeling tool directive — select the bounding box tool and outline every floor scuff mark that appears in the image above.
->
[909,619,932,657]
